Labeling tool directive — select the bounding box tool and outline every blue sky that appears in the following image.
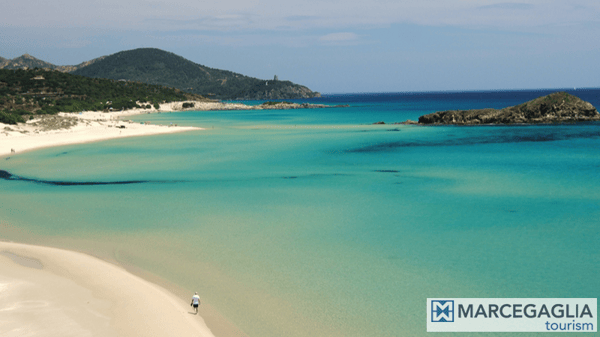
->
[1,0,599,93]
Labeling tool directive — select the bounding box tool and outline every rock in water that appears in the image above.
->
[418,92,600,125]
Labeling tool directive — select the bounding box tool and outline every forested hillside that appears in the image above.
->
[0,68,204,124]
[72,48,319,100]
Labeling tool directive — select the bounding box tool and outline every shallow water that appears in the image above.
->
[1,90,599,336]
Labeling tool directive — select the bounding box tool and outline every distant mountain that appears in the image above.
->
[0,54,106,72]
[0,54,57,70]
[71,48,319,100]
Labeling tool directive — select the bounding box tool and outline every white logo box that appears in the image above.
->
[427,298,597,332]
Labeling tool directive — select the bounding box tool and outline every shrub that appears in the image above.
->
[0,111,25,124]
[12,108,31,115]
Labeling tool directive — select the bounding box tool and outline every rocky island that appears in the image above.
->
[418,92,600,125]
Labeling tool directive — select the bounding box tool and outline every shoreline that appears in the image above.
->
[0,99,342,336]
[0,106,202,157]
[0,240,216,337]
[0,101,256,336]
[0,99,344,157]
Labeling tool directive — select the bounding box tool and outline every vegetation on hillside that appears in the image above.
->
[0,68,205,124]
[0,54,107,73]
[2,49,319,100]
[0,54,57,71]
[72,48,319,100]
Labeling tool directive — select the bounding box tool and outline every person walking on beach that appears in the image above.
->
[191,292,200,314]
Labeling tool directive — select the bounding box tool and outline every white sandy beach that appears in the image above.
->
[0,241,215,337]
[0,103,208,157]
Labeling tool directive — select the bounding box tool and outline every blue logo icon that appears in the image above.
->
[432,300,454,322]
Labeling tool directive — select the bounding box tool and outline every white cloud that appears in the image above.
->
[1,0,599,33]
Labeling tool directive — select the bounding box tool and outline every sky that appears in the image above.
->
[1,0,599,93]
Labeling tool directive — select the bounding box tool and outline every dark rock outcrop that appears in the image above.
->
[236,84,320,100]
[418,92,600,125]
[397,120,419,125]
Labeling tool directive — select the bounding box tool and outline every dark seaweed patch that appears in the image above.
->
[308,173,353,178]
[0,170,179,186]
[0,170,12,179]
[349,128,600,153]
[278,173,353,180]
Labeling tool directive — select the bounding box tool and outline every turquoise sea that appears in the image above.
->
[1,89,599,336]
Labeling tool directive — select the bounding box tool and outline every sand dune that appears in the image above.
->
[0,241,215,337]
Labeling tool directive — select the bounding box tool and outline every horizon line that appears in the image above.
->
[318,87,600,96]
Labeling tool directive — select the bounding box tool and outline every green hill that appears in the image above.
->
[1,49,320,100]
[72,48,319,100]
[0,68,205,124]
